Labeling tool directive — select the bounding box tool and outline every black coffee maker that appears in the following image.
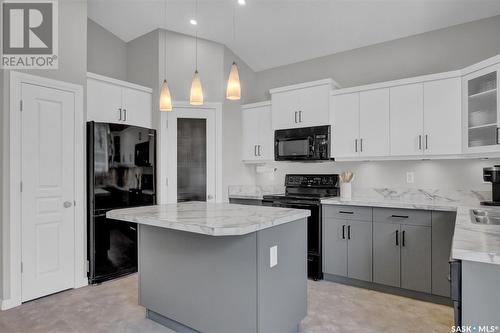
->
[482,165,500,206]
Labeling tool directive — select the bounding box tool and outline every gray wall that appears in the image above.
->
[87,19,127,81]
[252,14,500,101]
[1,0,88,302]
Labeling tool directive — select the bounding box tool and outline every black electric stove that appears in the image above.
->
[262,174,339,280]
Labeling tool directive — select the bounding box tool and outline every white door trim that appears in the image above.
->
[158,101,223,204]
[2,71,86,310]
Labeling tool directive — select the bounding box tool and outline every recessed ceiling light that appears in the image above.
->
[190,19,198,25]
[238,0,246,5]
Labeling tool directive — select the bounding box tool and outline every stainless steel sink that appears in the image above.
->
[471,209,500,225]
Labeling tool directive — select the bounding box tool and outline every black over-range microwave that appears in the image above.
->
[275,125,331,161]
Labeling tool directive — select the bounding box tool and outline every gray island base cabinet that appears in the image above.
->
[107,203,309,333]
[139,220,307,333]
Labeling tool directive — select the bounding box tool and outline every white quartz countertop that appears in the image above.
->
[107,202,310,236]
[321,196,500,265]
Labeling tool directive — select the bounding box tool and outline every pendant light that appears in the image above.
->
[159,0,173,111]
[226,2,241,100]
[190,0,204,105]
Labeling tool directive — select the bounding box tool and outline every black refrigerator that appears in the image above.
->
[87,122,156,284]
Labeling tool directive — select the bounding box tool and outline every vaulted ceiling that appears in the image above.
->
[88,0,500,71]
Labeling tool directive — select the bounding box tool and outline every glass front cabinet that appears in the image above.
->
[463,64,500,153]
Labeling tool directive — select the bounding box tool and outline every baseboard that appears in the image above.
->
[1,298,21,310]
[323,273,452,306]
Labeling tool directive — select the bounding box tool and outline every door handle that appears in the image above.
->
[258,145,261,156]
[355,139,358,152]
[360,138,363,152]
[342,225,346,239]
[254,145,257,156]
[418,135,422,150]
[425,134,428,150]
[123,109,127,121]
[402,230,406,247]
[339,211,354,215]
[347,225,351,240]
[294,111,298,123]
[391,214,409,219]
[395,230,399,246]
[298,111,302,123]
[118,108,122,121]
[63,201,72,208]
[207,194,214,200]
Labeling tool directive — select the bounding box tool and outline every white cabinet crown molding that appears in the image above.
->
[269,78,340,95]
[87,72,153,93]
[241,101,271,109]
[331,70,462,96]
[461,54,500,76]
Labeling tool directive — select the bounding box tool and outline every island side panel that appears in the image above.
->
[138,225,258,333]
[257,218,308,333]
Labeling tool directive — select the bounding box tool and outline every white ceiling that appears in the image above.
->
[88,0,500,71]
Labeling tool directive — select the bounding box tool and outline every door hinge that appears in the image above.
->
[20,181,23,192]
[20,100,23,111]
[21,262,23,273]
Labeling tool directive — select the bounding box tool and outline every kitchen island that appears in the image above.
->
[107,202,310,333]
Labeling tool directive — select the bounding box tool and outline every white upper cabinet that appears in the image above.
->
[87,73,153,129]
[423,78,462,155]
[359,89,390,157]
[122,88,153,129]
[390,84,424,156]
[331,93,359,158]
[241,102,273,162]
[271,79,335,130]
[463,62,500,153]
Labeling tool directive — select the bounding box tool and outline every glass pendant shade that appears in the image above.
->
[226,61,241,100]
[190,70,204,105]
[159,79,173,111]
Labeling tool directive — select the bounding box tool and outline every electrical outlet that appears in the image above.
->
[406,172,415,184]
[270,245,278,268]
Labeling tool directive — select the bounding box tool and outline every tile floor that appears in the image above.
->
[0,274,453,333]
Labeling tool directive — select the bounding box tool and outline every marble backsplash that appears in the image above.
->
[350,187,491,206]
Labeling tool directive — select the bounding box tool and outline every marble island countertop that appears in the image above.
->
[321,191,500,265]
[107,201,310,236]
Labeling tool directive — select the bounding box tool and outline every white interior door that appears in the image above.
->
[166,106,216,203]
[21,83,75,302]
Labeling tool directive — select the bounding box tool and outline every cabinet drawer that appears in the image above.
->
[323,205,372,222]
[373,208,431,226]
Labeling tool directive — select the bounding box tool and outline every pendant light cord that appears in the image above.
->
[195,0,198,70]
[164,0,167,78]
[233,1,236,42]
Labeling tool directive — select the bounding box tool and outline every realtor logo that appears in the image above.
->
[1,0,58,69]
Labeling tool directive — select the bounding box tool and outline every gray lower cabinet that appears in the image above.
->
[373,222,401,287]
[400,224,432,293]
[373,208,432,294]
[431,211,456,297]
[323,206,372,282]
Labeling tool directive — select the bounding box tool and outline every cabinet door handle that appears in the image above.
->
[355,139,358,152]
[294,111,298,123]
[123,109,127,121]
[258,145,261,156]
[360,138,363,152]
[347,225,351,240]
[425,134,428,150]
[395,230,399,246]
[118,108,122,121]
[342,225,346,239]
[418,135,422,150]
[402,230,406,247]
[299,111,302,122]
[254,145,257,156]
[339,211,354,215]
[391,214,409,219]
